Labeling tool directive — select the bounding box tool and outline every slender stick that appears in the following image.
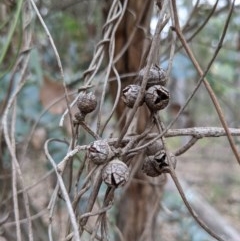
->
[44,139,81,241]
[174,137,199,156]
[171,0,240,164]
[29,0,74,137]
[169,170,226,241]
[117,2,169,145]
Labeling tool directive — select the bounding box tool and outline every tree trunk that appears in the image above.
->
[104,1,166,240]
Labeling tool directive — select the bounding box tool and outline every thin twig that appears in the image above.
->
[44,139,81,241]
[174,136,199,156]
[185,0,219,43]
[2,54,33,241]
[127,0,237,156]
[79,204,112,221]
[117,3,169,145]
[11,129,21,241]
[72,166,98,214]
[127,126,240,154]
[30,0,74,137]
[181,0,200,32]
[1,169,54,208]
[23,90,77,157]
[79,167,103,227]
[3,209,48,228]
[79,121,100,140]
[48,184,59,241]
[112,0,152,65]
[169,170,226,241]
[155,116,226,241]
[99,64,122,135]
[57,145,88,174]
[97,0,126,135]
[171,0,240,164]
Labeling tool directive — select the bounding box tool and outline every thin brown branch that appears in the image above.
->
[44,139,81,241]
[79,204,112,221]
[117,3,169,145]
[186,0,220,42]
[78,121,100,140]
[168,170,226,241]
[7,170,54,204]
[127,126,240,154]
[79,168,103,228]
[181,0,200,32]
[171,0,240,164]
[30,0,74,138]
[2,55,33,241]
[174,137,199,156]
[3,209,48,228]
[162,0,220,60]
[163,127,240,137]
[97,0,127,135]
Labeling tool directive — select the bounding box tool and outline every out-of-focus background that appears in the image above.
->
[0,0,240,240]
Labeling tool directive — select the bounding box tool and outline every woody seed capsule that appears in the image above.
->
[102,159,129,187]
[77,92,97,114]
[145,85,170,112]
[142,155,160,177]
[146,140,163,156]
[137,64,168,89]
[122,84,144,108]
[88,140,111,165]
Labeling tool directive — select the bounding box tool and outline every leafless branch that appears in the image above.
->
[171,0,240,164]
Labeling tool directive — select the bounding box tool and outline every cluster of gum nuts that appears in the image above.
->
[75,65,171,188]
[122,64,170,112]
[76,92,129,188]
